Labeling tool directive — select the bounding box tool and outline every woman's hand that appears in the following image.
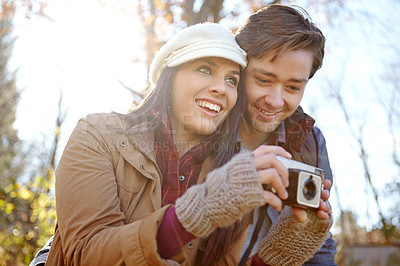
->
[175,150,267,237]
[252,145,292,212]
[292,179,332,222]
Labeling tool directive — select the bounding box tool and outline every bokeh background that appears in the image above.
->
[1,0,399,265]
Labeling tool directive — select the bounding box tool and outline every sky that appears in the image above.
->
[12,0,147,146]
[10,0,400,232]
[302,0,400,230]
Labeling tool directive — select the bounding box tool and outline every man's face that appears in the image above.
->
[243,49,313,136]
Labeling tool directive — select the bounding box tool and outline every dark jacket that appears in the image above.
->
[284,106,337,265]
[241,106,337,265]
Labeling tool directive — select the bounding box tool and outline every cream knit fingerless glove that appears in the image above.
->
[257,206,333,266]
[175,150,265,238]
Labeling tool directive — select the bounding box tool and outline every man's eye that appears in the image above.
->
[288,86,301,92]
[226,77,238,87]
[256,78,271,85]
[198,66,211,75]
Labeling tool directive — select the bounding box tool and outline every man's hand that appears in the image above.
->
[292,179,332,222]
[252,145,292,212]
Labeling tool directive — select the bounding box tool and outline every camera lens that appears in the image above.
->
[303,176,317,200]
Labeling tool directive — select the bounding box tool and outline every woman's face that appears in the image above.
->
[169,57,240,144]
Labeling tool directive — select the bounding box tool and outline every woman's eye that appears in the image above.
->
[226,76,238,87]
[198,66,211,75]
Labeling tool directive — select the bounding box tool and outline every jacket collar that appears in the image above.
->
[127,122,157,155]
[114,120,158,165]
[284,106,315,153]
[237,106,315,152]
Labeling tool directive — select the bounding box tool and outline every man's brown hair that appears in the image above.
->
[235,4,325,79]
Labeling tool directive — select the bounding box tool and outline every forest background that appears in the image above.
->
[1,0,400,265]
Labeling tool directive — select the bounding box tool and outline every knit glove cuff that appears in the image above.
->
[257,206,333,266]
[175,150,265,238]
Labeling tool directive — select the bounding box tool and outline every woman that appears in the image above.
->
[41,23,292,266]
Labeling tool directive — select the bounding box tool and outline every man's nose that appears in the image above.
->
[264,86,284,108]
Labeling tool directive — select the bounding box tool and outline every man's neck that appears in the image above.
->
[239,123,272,151]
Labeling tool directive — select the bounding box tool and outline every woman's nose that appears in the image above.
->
[208,78,227,96]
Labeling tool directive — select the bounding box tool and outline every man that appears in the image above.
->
[235,4,337,266]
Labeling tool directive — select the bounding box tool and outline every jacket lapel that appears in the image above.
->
[115,123,162,212]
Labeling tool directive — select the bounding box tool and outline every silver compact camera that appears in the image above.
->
[277,156,325,209]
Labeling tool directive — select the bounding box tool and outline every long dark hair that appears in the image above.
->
[129,65,251,264]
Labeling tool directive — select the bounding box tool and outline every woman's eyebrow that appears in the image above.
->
[230,69,240,76]
[198,58,240,75]
[198,58,216,66]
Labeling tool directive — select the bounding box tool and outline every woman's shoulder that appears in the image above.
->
[80,112,132,129]
[74,112,154,144]
[71,112,136,144]
[78,112,147,135]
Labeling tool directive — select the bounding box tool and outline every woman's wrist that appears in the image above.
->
[175,150,265,237]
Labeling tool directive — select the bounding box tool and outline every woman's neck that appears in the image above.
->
[172,132,202,157]
[167,110,203,156]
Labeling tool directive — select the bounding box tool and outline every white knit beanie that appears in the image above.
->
[149,22,247,86]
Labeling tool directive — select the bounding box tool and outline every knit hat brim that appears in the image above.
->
[149,23,247,86]
[166,41,247,69]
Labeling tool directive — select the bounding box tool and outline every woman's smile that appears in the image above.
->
[195,99,223,115]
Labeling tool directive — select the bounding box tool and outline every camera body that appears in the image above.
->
[277,156,325,209]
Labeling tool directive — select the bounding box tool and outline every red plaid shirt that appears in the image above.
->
[154,112,210,206]
[153,110,209,258]
[154,113,266,265]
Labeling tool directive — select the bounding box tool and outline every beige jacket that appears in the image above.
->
[45,113,247,266]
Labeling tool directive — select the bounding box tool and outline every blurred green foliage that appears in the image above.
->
[0,169,56,265]
[1,1,56,265]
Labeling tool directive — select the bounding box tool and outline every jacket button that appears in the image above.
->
[120,140,127,147]
[140,165,145,170]
[188,241,194,248]
[179,175,185,181]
